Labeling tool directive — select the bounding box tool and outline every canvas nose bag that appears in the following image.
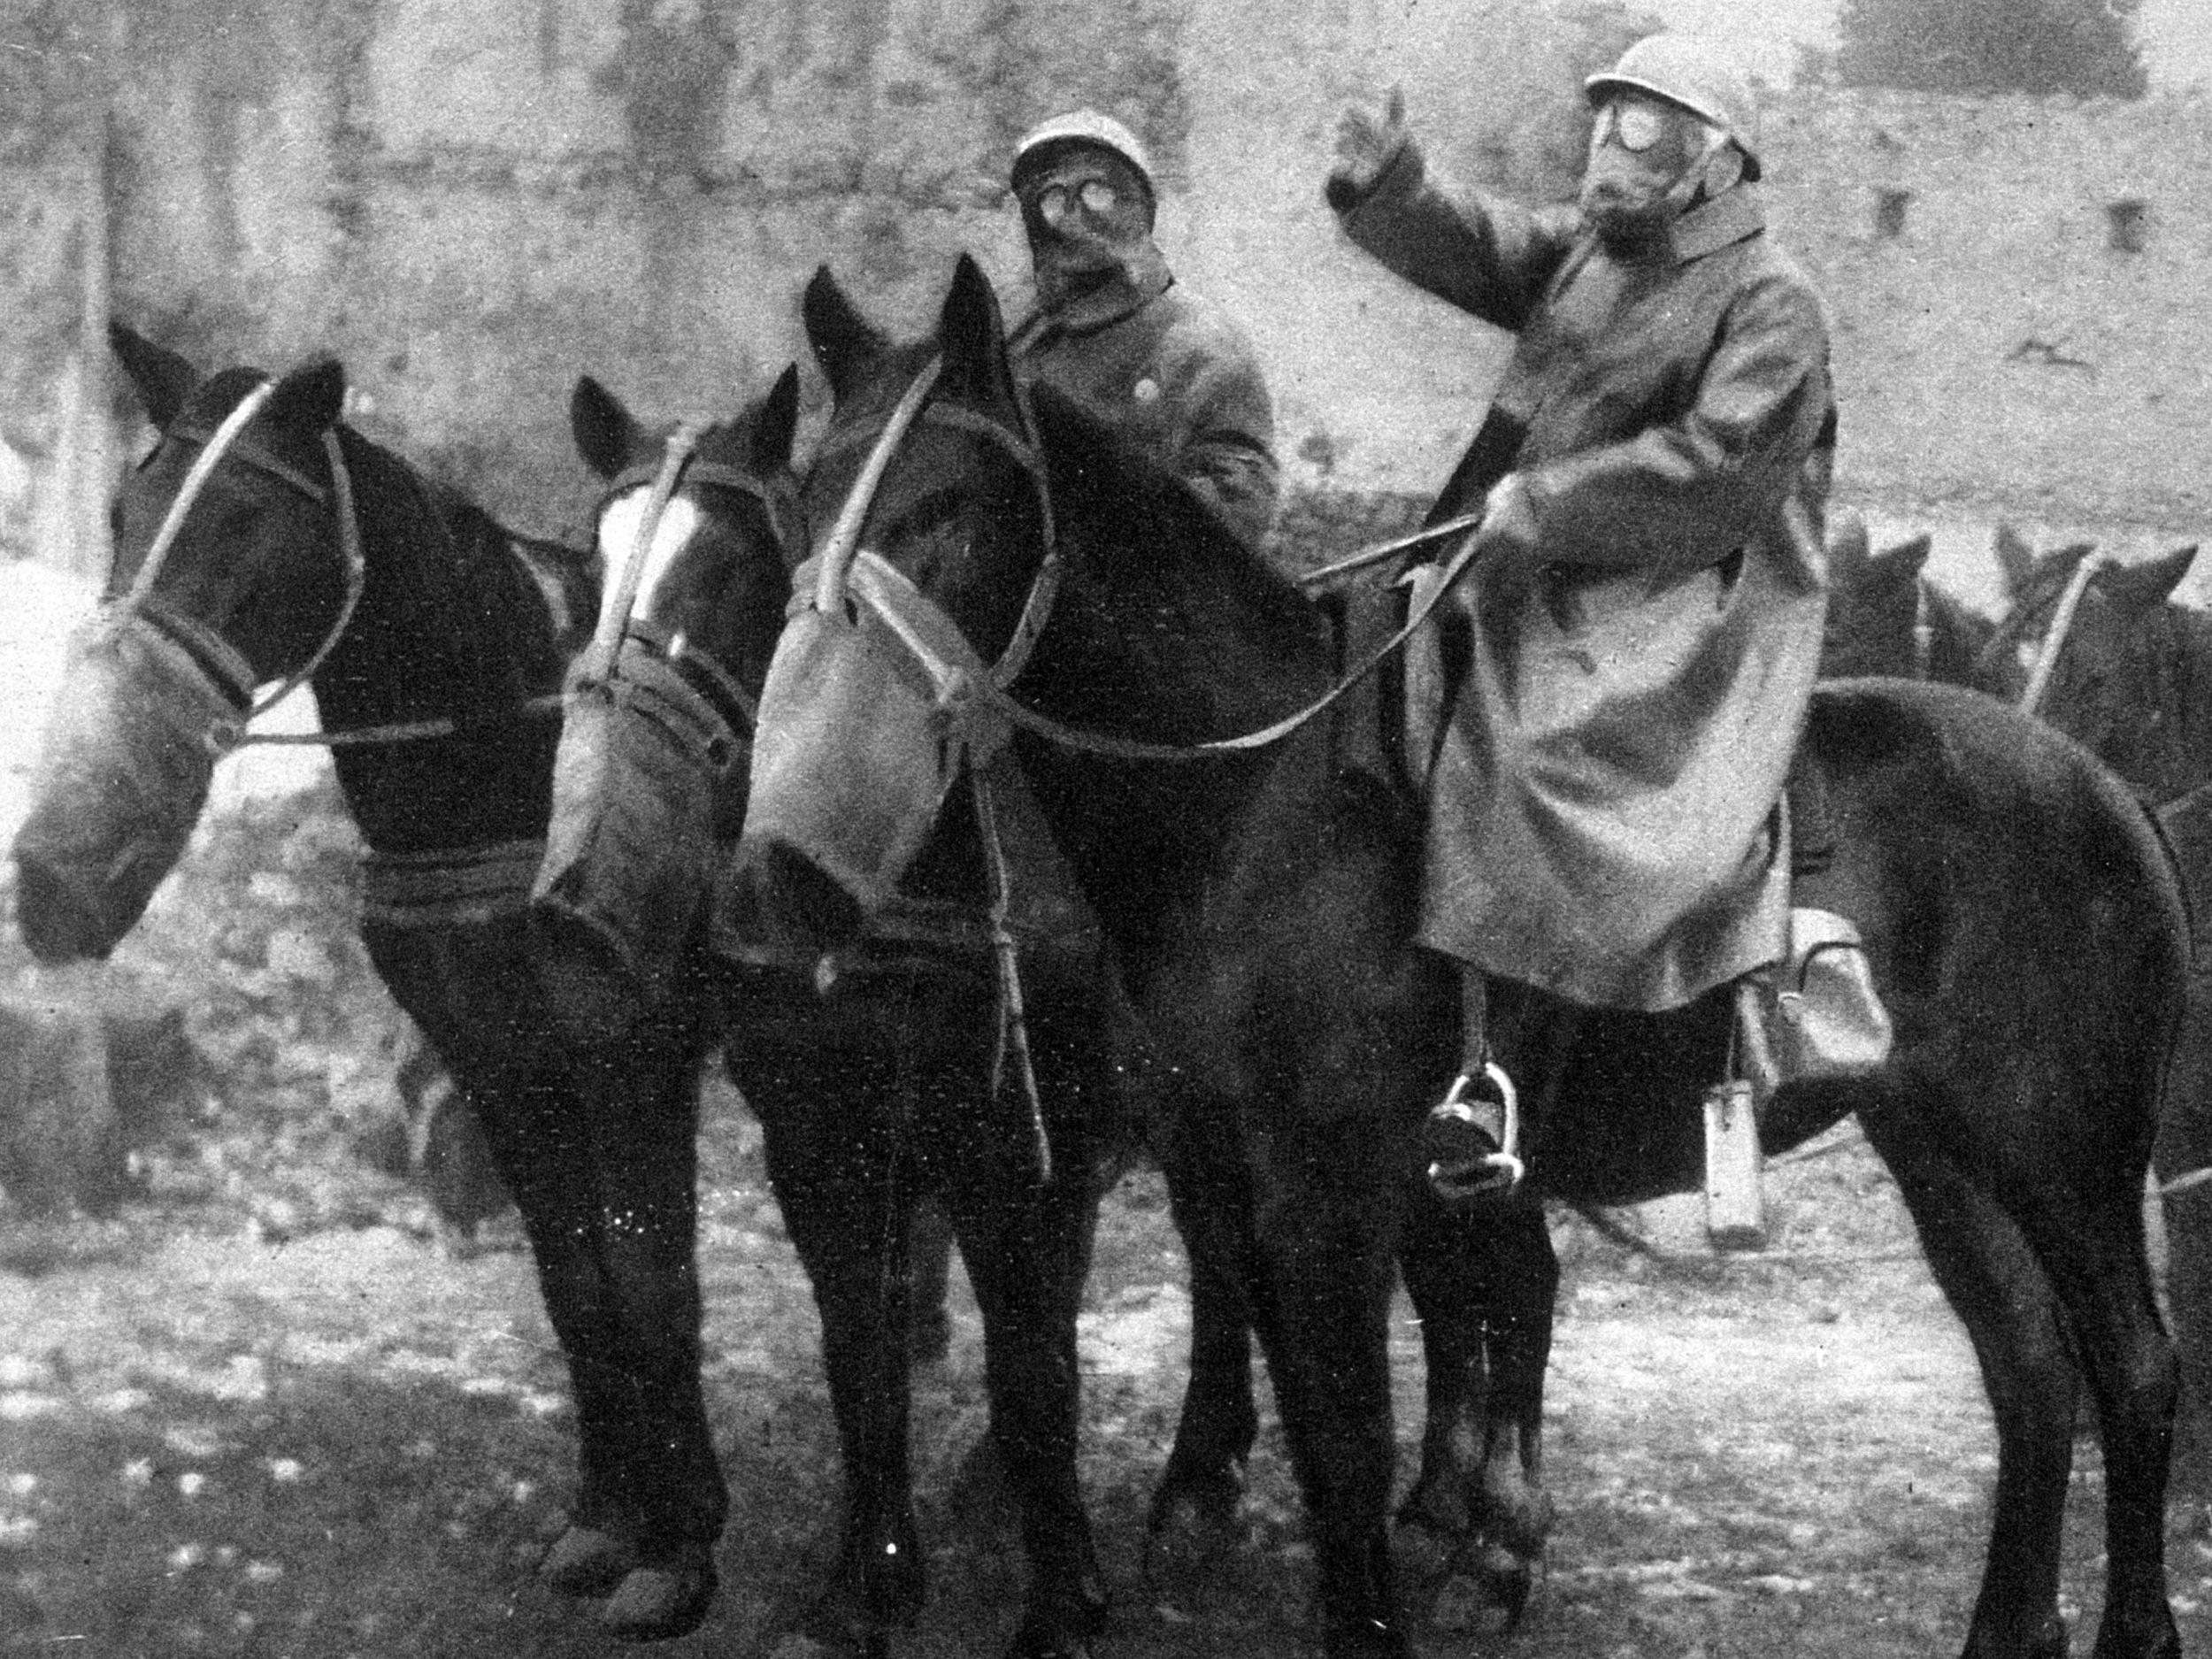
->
[734,549,1012,927]
[532,637,741,1033]
[13,614,230,942]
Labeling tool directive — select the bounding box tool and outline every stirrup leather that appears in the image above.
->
[1427,1060,1524,1199]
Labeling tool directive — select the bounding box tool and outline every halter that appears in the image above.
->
[803,355,1063,689]
[115,381,366,732]
[795,353,1065,1178]
[578,424,805,733]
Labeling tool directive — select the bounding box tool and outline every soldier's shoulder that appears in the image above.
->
[1148,282,1264,364]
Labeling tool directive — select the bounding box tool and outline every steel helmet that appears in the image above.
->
[1584,35,1762,181]
[1011,110,1157,215]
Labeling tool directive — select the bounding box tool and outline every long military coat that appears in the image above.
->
[1336,141,1836,1010]
[1012,242,1281,555]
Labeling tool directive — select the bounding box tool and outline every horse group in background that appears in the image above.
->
[6,288,2208,1659]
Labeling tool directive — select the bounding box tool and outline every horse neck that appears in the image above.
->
[313,434,565,855]
[1005,502,1333,989]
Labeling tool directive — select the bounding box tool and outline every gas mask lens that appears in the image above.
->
[1035,178,1121,228]
[1594,97,1668,153]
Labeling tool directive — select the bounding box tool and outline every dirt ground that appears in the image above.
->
[4,1081,2210,1659]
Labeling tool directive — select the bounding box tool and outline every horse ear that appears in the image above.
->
[803,266,887,403]
[108,320,198,431]
[1873,532,1933,582]
[1993,522,2035,600]
[2093,545,2197,612]
[751,365,803,474]
[571,374,643,479]
[265,359,346,434]
[934,253,1023,428]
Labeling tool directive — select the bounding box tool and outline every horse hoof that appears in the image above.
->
[599,1551,718,1642]
[1004,1604,1105,1659]
[1143,1465,1245,1581]
[1390,1502,1465,1592]
[1471,1541,1536,1630]
[539,1524,635,1599]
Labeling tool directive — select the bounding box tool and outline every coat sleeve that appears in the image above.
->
[1332,140,1576,334]
[1501,267,1834,575]
[1160,314,1281,552]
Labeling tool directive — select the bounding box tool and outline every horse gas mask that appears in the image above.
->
[1578,91,1740,251]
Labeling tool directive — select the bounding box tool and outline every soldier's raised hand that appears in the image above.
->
[1330,85,1408,200]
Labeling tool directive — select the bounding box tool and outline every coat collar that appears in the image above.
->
[1667,183,1765,265]
[1026,239,1173,337]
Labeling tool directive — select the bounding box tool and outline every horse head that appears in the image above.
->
[527,367,804,1040]
[12,326,356,962]
[733,254,1331,970]
[735,255,1057,951]
[2030,542,2206,802]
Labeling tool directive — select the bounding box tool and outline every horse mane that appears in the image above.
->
[1021,379,1329,734]
[329,426,578,713]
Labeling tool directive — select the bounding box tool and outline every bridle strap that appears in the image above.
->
[814,357,945,614]
[2017,552,2103,716]
[247,429,365,724]
[125,380,278,610]
[115,384,365,739]
[583,420,704,687]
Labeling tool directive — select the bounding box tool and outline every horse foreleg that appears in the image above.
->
[944,1145,1109,1659]
[565,1020,723,1636]
[1397,1192,1556,1625]
[1870,1119,2078,1659]
[472,1077,648,1576]
[1148,1115,1262,1573]
[1244,1108,1411,1659]
[758,1094,927,1648]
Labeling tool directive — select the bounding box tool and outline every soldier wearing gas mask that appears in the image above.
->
[1009,111,1281,557]
[1327,35,1840,1188]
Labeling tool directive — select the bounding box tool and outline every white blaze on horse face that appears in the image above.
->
[597,488,704,625]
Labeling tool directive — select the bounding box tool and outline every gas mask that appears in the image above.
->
[1017,150,1156,308]
[1578,91,1740,253]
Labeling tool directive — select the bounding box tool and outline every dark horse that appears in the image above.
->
[524,373,1125,1657]
[731,255,2190,1659]
[9,327,725,1640]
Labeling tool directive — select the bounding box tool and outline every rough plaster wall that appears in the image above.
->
[2,0,2208,563]
[1766,90,2212,530]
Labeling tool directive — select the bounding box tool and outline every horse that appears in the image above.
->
[727,252,2192,1659]
[8,326,726,1641]
[524,372,1125,1657]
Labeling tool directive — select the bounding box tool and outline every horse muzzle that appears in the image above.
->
[12,615,234,964]
[529,640,744,1044]
[727,557,1008,956]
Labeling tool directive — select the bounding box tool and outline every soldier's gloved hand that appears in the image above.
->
[1326,85,1408,209]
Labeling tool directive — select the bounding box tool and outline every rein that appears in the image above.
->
[803,350,1500,766]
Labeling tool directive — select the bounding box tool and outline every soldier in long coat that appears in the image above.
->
[1327,35,1838,1171]
[1008,111,1282,556]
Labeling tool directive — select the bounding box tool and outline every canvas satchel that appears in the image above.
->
[1749,906,1893,1086]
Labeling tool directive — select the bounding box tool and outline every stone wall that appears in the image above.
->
[0,0,2206,576]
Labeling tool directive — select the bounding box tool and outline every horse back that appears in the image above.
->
[1804,677,2187,1149]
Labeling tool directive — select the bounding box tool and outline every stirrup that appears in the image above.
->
[1426,1060,1524,1201]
